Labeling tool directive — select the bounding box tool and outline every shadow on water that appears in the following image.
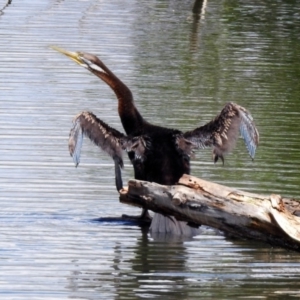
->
[91,216,151,228]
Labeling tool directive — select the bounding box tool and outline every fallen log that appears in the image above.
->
[119,174,300,251]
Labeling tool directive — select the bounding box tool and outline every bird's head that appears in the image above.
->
[51,46,109,75]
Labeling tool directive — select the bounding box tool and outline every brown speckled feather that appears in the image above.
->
[68,111,152,190]
[182,102,259,163]
[69,111,125,167]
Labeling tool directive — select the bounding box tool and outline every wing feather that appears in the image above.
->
[69,119,83,167]
[182,102,259,163]
[68,111,125,168]
[237,105,259,159]
[122,135,151,162]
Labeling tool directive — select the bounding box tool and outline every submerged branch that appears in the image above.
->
[0,0,12,15]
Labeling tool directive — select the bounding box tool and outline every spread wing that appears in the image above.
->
[180,102,259,163]
[69,111,126,190]
[69,111,125,167]
[68,111,151,190]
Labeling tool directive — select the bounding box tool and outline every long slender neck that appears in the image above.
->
[90,68,147,135]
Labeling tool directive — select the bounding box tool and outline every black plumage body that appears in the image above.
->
[129,128,190,185]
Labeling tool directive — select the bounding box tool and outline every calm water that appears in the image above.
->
[1,0,300,299]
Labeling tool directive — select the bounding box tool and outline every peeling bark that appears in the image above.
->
[119,174,300,251]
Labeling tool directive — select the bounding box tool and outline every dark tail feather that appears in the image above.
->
[114,157,123,191]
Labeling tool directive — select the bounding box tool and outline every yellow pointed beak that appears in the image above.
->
[51,46,84,66]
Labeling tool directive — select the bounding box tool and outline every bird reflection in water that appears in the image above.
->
[67,227,197,300]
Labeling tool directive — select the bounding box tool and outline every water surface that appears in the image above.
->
[0,0,300,299]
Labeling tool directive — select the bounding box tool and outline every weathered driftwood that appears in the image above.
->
[119,174,300,251]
